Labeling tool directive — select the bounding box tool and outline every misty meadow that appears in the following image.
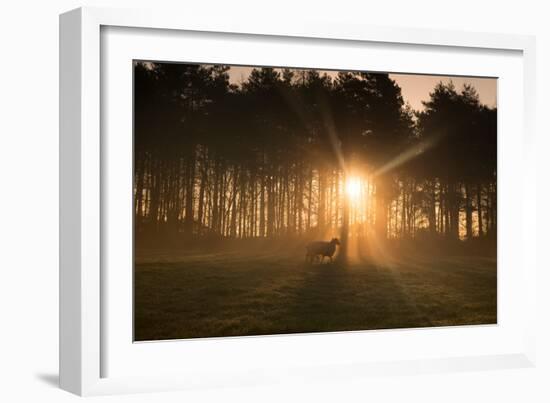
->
[133,62,497,341]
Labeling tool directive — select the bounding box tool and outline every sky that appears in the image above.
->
[227,66,497,112]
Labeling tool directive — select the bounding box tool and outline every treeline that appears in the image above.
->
[134,62,497,244]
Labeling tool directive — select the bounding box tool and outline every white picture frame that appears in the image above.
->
[60,6,537,396]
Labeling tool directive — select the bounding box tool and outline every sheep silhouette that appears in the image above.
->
[305,238,341,264]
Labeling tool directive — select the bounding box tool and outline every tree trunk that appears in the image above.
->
[465,183,473,240]
[339,168,350,263]
[448,182,460,240]
[318,168,326,234]
[267,171,275,238]
[197,156,207,233]
[184,147,195,236]
[230,166,239,237]
[134,151,146,227]
[428,180,436,234]
[477,183,484,237]
[212,160,221,235]
[307,168,313,231]
[375,176,388,240]
[259,173,266,237]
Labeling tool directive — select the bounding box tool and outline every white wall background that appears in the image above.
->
[0,1,548,401]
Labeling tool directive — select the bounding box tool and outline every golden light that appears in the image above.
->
[346,177,361,201]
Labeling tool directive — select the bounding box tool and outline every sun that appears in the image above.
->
[345,177,361,201]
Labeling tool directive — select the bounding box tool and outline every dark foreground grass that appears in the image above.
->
[134,248,496,341]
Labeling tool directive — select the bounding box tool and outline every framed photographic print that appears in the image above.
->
[133,61,499,341]
[60,6,537,396]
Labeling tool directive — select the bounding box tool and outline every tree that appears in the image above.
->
[133,62,497,252]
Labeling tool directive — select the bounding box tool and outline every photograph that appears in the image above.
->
[133,61,497,341]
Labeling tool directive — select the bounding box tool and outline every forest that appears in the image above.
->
[134,62,497,256]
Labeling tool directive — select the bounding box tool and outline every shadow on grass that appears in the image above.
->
[284,258,432,334]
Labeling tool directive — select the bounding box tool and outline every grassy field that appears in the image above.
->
[134,247,496,341]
